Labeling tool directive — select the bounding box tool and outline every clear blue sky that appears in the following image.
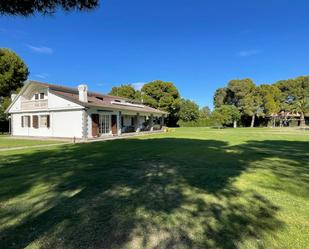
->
[1,0,309,108]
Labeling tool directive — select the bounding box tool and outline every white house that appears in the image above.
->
[5,80,167,139]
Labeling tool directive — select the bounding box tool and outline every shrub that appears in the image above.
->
[177,118,218,127]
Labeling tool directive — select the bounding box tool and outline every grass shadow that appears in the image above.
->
[1,137,308,248]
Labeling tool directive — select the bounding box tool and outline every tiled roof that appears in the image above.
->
[28,80,167,115]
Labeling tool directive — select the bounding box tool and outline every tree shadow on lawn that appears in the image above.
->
[0,138,308,249]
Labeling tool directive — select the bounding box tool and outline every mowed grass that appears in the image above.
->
[0,128,308,249]
[0,136,65,149]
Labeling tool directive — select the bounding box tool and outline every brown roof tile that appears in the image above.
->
[28,80,167,115]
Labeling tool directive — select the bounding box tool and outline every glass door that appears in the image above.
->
[99,114,111,135]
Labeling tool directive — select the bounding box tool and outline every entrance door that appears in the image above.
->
[111,115,117,135]
[99,114,111,135]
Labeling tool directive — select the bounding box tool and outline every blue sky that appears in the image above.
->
[1,0,309,108]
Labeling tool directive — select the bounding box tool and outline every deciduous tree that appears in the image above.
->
[276,76,309,126]
[212,105,241,127]
[0,48,29,122]
[178,99,200,122]
[242,87,263,127]
[214,78,258,127]
[0,48,28,98]
[213,87,228,108]
[109,84,138,100]
[258,84,281,116]
[0,97,11,121]
[199,106,211,119]
[142,80,180,126]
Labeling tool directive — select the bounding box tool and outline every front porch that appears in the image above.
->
[90,111,166,138]
[86,128,166,143]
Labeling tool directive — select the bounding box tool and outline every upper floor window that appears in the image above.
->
[34,93,45,100]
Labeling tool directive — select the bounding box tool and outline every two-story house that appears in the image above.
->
[5,80,167,139]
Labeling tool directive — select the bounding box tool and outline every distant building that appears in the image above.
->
[268,111,302,127]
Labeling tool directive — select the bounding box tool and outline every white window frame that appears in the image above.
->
[39,115,49,128]
[23,115,31,128]
[99,114,111,135]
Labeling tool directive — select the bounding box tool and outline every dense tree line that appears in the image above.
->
[110,81,212,127]
[213,77,309,127]
[111,77,309,128]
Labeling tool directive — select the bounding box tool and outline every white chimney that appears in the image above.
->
[11,93,17,101]
[78,84,88,103]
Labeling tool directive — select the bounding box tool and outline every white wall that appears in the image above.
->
[9,96,21,112]
[48,91,82,109]
[11,110,84,138]
[12,113,52,137]
[51,110,83,138]
[8,89,83,114]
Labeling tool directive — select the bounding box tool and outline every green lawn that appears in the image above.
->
[0,128,308,249]
[0,136,65,149]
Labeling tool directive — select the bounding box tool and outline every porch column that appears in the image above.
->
[135,113,140,132]
[160,114,164,129]
[117,111,122,135]
[150,114,154,131]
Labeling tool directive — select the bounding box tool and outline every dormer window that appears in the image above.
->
[34,93,45,100]
[96,96,103,101]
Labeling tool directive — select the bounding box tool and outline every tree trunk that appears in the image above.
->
[250,115,255,128]
[300,112,305,127]
[233,120,237,128]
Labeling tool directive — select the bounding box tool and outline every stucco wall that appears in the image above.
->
[51,110,83,138]
[11,110,84,138]
[48,91,82,109]
[9,96,21,112]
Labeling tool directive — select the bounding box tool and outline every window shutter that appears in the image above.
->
[33,116,38,128]
[47,115,50,128]
[91,114,99,137]
[21,116,24,127]
[27,116,30,127]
